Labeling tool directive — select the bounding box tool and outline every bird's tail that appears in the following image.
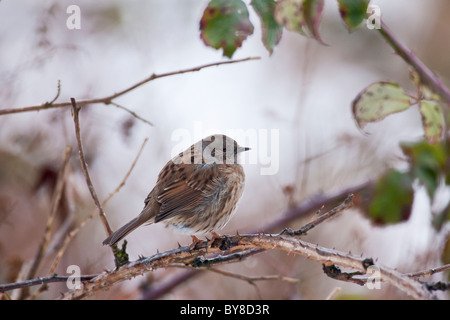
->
[102,217,144,246]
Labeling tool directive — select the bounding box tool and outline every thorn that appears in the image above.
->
[177,242,181,248]
[236,229,240,236]
[190,235,202,250]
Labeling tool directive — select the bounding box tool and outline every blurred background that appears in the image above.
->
[0,0,449,299]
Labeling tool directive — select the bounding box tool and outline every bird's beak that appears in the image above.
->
[237,146,251,153]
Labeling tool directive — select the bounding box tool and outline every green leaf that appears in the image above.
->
[252,0,283,55]
[409,69,442,101]
[303,0,326,44]
[274,0,307,35]
[419,100,445,144]
[352,82,415,129]
[401,141,447,197]
[337,0,370,31]
[368,170,414,224]
[200,0,254,58]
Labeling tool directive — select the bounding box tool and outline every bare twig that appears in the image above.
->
[45,80,61,106]
[167,264,298,299]
[2,194,443,300]
[203,267,299,285]
[0,274,97,292]
[378,21,450,105]
[406,263,450,279]
[53,196,434,300]
[43,137,149,279]
[71,98,113,237]
[279,193,354,236]
[57,230,435,300]
[0,57,260,116]
[109,102,153,127]
[261,181,371,234]
[20,145,72,299]
[102,137,148,204]
[325,287,341,300]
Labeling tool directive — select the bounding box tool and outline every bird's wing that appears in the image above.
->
[154,163,220,223]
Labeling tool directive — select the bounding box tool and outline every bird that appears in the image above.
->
[102,134,250,247]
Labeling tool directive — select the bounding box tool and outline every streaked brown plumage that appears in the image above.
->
[102,134,249,246]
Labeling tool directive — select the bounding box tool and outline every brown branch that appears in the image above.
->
[140,183,372,299]
[2,194,443,300]
[24,137,150,300]
[279,193,354,236]
[109,102,153,127]
[322,263,450,294]
[57,231,435,300]
[45,137,148,278]
[0,57,260,116]
[54,195,435,300]
[378,21,450,106]
[0,274,97,292]
[261,181,371,234]
[406,264,450,279]
[71,98,113,237]
[322,264,365,286]
[20,145,72,299]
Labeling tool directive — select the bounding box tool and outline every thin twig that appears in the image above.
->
[325,287,341,300]
[204,267,299,285]
[378,21,450,105]
[0,274,97,292]
[44,137,149,278]
[406,263,450,279]
[109,101,153,127]
[45,80,61,106]
[71,98,113,237]
[102,137,149,204]
[0,57,260,116]
[20,145,72,299]
[167,264,298,299]
[279,193,354,236]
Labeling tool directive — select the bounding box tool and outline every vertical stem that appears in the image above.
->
[378,21,450,106]
[71,98,113,236]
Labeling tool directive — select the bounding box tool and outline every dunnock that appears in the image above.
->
[103,134,250,246]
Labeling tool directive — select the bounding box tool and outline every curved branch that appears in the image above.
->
[54,195,435,300]
[56,231,434,300]
[0,57,260,116]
